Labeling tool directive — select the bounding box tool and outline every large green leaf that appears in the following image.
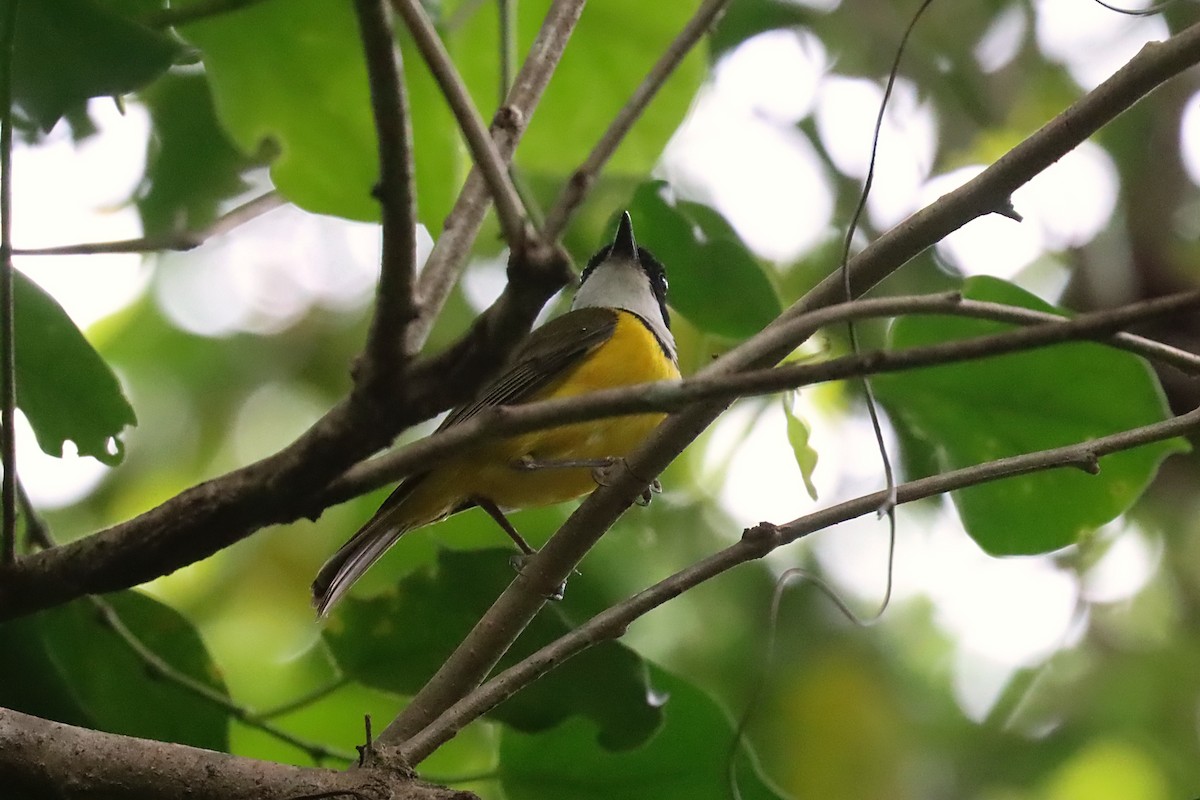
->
[500,1,706,182]
[16,269,137,465]
[873,276,1187,555]
[628,180,781,339]
[500,666,787,800]
[0,591,229,750]
[176,0,382,222]
[9,0,181,130]
[325,548,662,750]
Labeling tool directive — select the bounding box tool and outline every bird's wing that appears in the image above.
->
[437,306,619,430]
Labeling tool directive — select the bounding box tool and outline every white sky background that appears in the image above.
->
[11,0,1184,720]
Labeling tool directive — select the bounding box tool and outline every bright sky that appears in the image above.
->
[12,0,1183,720]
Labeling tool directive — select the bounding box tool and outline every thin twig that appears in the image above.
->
[142,0,273,29]
[378,19,1200,747]
[88,595,357,764]
[403,0,587,354]
[543,0,732,240]
[390,0,531,249]
[14,191,284,256]
[353,0,420,388]
[258,677,351,721]
[327,290,1200,504]
[0,0,17,566]
[400,401,1200,762]
[499,0,517,106]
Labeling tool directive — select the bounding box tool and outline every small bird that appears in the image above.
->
[312,212,680,615]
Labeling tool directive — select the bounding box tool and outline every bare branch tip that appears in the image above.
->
[742,521,781,547]
[1077,451,1102,474]
[994,198,1023,222]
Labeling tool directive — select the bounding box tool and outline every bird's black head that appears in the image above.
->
[579,211,671,330]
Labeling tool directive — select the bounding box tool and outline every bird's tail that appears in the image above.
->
[311,516,411,617]
[312,479,427,617]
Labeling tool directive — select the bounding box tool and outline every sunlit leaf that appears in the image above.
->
[500,666,787,800]
[16,270,137,465]
[873,276,1188,555]
[325,548,662,750]
[782,392,819,501]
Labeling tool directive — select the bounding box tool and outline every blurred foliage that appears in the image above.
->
[4,1,1200,800]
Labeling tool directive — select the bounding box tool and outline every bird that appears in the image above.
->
[312,212,680,616]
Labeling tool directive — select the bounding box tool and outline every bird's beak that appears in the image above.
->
[611,211,638,261]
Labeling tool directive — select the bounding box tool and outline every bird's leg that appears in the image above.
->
[474,497,536,555]
[474,496,567,600]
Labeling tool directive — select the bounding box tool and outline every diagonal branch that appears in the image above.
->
[353,0,421,389]
[13,191,284,256]
[543,0,732,240]
[398,401,1200,763]
[378,18,1200,747]
[389,0,532,249]
[402,0,587,355]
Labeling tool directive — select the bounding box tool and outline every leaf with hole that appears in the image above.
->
[16,270,136,465]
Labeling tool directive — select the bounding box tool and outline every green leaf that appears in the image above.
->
[873,276,1188,555]
[500,666,787,800]
[502,1,706,183]
[176,0,459,227]
[10,0,181,130]
[628,181,781,339]
[137,71,256,236]
[782,393,819,501]
[0,591,230,750]
[16,270,137,464]
[325,548,662,750]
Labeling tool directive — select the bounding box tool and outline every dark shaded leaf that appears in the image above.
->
[0,591,229,750]
[10,0,181,130]
[500,666,787,800]
[137,71,256,236]
[325,548,662,750]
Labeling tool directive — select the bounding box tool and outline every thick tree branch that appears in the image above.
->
[390,0,532,249]
[0,706,473,800]
[380,19,1200,746]
[353,0,421,389]
[399,402,1200,762]
[13,192,284,256]
[543,0,731,240]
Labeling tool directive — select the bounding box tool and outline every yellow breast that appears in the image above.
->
[414,310,680,517]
